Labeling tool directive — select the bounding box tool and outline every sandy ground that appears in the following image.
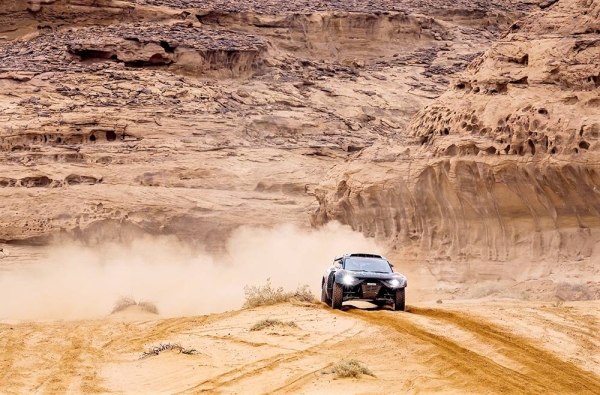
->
[1,300,599,394]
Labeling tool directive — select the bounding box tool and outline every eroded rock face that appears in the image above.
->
[0,0,529,251]
[0,24,266,78]
[134,0,531,14]
[412,0,600,157]
[315,0,600,283]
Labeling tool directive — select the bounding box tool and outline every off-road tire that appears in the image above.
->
[331,282,343,309]
[321,282,331,305]
[394,288,406,311]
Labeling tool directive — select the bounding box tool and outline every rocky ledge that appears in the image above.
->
[0,24,265,78]
[315,0,600,286]
[0,1,530,262]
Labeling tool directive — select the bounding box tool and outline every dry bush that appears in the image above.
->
[138,300,159,314]
[140,343,197,359]
[243,279,315,308]
[552,299,565,308]
[291,284,315,303]
[111,296,137,313]
[332,359,375,378]
[250,318,298,331]
[556,282,591,301]
[111,296,159,315]
[501,289,532,301]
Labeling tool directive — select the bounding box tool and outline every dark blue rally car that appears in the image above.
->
[321,253,407,311]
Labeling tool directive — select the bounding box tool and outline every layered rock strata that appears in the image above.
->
[315,0,600,285]
[0,0,530,251]
[0,24,266,78]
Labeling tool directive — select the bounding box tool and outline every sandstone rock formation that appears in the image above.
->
[315,0,600,286]
[0,0,530,250]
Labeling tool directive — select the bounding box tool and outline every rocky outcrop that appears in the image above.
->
[0,24,266,78]
[0,0,530,251]
[0,0,188,41]
[135,0,531,14]
[315,0,600,284]
[412,0,600,158]
[314,153,600,282]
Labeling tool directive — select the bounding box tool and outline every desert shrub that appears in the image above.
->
[243,279,287,308]
[140,343,197,359]
[243,279,315,308]
[111,296,159,315]
[500,289,532,301]
[552,299,565,308]
[556,282,591,301]
[516,290,532,300]
[111,296,137,313]
[291,284,315,303]
[138,300,159,314]
[250,318,298,331]
[332,359,375,378]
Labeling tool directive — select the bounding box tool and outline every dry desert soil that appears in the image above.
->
[2,0,600,393]
[2,301,600,394]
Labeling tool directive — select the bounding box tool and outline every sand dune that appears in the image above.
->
[2,300,599,394]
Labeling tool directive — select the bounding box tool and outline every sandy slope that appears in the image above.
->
[1,300,599,394]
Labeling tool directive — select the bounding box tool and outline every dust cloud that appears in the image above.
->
[0,222,381,320]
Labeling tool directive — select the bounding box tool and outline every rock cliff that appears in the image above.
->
[0,0,530,250]
[315,0,600,285]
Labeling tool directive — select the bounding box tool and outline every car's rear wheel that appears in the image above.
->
[321,282,331,305]
[331,282,343,309]
[394,288,406,311]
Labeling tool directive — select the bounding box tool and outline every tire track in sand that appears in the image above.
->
[410,307,600,393]
[0,326,35,393]
[179,327,357,394]
[268,363,334,395]
[103,311,242,353]
[349,308,600,394]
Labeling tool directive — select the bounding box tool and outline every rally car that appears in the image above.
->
[321,253,407,311]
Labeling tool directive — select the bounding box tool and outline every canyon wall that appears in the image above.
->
[315,0,600,283]
[0,0,530,250]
